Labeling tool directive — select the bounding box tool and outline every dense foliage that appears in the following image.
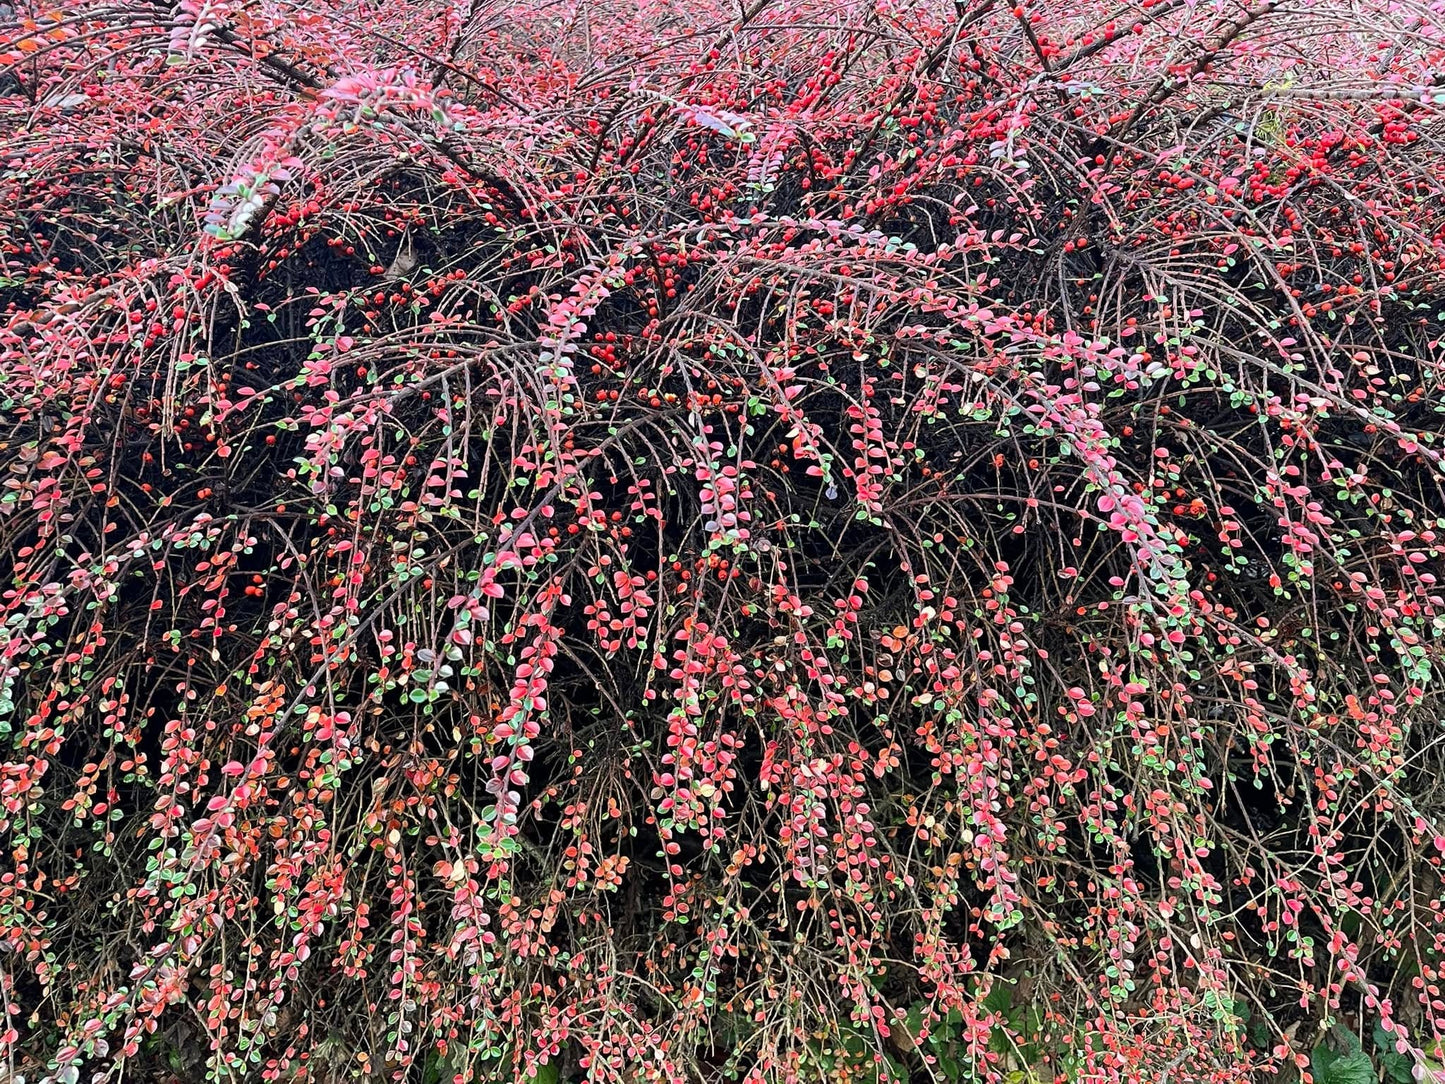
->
[3,0,1445,1080]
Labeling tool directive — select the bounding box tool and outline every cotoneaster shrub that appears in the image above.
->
[2,0,1445,1081]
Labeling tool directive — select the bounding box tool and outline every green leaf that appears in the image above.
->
[981,980,1014,1014]
[1329,1050,1375,1084]
[1375,1023,1416,1084]
[904,1003,925,1042]
[1311,1044,1375,1084]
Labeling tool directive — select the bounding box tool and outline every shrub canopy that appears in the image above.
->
[3,0,1445,1081]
